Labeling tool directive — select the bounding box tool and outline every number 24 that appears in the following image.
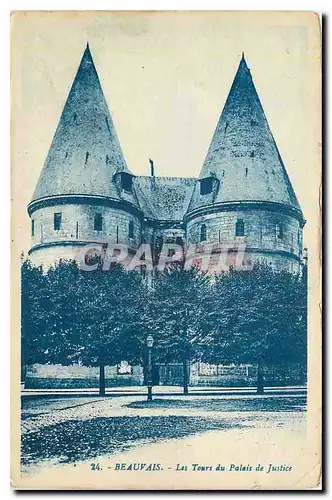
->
[90,463,101,471]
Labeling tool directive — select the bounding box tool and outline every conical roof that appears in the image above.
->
[31,44,137,206]
[187,55,302,217]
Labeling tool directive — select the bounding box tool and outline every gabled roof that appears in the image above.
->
[31,44,138,208]
[187,55,303,216]
[135,176,197,221]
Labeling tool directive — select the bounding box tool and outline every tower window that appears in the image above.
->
[235,219,244,237]
[200,224,207,242]
[94,213,103,231]
[129,221,134,239]
[200,177,213,195]
[276,224,284,239]
[54,213,62,231]
[31,219,35,237]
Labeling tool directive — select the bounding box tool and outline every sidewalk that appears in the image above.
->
[21,384,307,398]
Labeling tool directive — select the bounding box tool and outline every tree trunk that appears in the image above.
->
[257,359,264,394]
[99,363,106,396]
[183,358,189,395]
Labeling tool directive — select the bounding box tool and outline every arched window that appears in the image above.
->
[276,223,284,239]
[235,219,244,237]
[200,224,207,242]
[129,220,134,239]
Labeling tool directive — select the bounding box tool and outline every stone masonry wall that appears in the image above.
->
[186,209,302,272]
[24,362,305,388]
[31,204,142,247]
[25,363,144,389]
[29,203,142,262]
[29,244,83,269]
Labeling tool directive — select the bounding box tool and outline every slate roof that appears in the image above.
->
[31,49,302,225]
[187,55,302,216]
[31,44,139,209]
[134,176,197,221]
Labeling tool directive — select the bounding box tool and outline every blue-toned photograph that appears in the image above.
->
[12,11,321,491]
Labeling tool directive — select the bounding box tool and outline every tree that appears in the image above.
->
[205,264,307,393]
[21,260,49,380]
[21,257,307,395]
[144,264,211,394]
[45,260,84,365]
[77,264,144,395]
[21,259,145,395]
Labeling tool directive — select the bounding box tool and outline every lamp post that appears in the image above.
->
[146,334,154,402]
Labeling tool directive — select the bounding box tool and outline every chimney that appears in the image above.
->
[149,158,155,177]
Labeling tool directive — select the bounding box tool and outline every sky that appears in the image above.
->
[11,11,321,253]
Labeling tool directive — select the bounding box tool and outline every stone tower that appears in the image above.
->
[28,48,304,273]
[28,44,142,268]
[185,54,305,272]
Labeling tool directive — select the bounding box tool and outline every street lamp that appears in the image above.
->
[146,334,154,402]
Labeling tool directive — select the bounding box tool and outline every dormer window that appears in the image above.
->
[200,177,213,195]
[235,219,244,237]
[94,213,103,231]
[200,224,207,242]
[120,172,133,192]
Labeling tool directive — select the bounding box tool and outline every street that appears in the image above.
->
[21,388,307,479]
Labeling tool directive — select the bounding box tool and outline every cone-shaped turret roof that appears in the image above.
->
[31,44,137,206]
[187,54,302,217]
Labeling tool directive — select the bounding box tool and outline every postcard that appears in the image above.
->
[11,11,322,490]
